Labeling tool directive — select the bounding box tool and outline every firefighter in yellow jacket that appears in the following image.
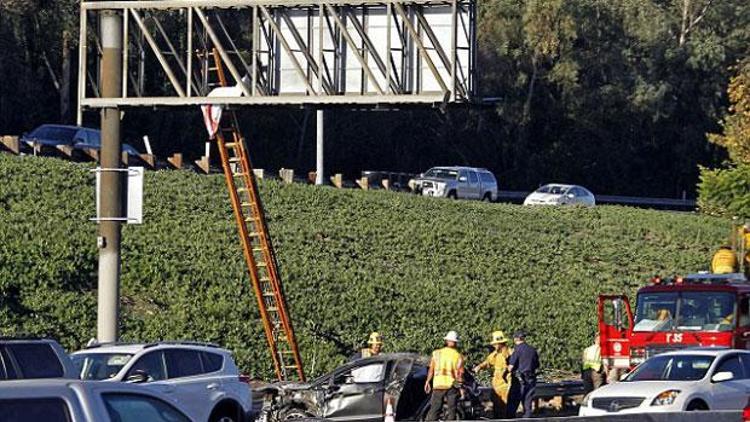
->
[424,331,464,421]
[473,330,512,418]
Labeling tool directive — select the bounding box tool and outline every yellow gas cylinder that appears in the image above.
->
[712,247,738,274]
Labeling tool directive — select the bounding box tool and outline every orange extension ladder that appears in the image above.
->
[204,49,304,381]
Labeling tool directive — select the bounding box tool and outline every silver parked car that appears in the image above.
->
[523,184,595,207]
[0,379,192,422]
[0,337,78,380]
[71,341,252,422]
[410,167,498,201]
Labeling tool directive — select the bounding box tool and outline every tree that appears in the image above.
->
[708,61,750,164]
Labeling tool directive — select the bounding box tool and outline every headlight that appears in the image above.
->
[650,390,680,406]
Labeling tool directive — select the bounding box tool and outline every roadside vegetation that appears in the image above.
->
[0,155,730,378]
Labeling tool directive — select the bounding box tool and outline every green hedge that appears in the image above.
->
[698,165,750,218]
[0,154,729,378]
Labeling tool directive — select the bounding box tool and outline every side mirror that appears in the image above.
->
[126,371,149,384]
[711,371,734,383]
[458,176,468,183]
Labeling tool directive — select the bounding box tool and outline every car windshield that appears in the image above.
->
[625,355,714,381]
[536,185,567,195]
[424,168,458,180]
[29,126,78,142]
[72,353,134,380]
[633,291,736,332]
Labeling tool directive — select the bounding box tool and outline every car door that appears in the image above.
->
[467,171,481,199]
[323,360,387,421]
[709,354,749,409]
[455,170,470,199]
[162,349,214,421]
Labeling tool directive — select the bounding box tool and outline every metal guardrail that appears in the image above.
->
[497,190,696,210]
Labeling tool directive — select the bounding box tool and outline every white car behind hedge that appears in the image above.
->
[580,348,750,416]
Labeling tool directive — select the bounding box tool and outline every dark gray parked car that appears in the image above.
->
[0,337,78,380]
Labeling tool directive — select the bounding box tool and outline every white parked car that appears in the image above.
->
[579,348,750,416]
[71,341,252,422]
[0,379,192,422]
[523,184,595,206]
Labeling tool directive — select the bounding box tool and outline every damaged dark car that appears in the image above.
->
[256,353,483,421]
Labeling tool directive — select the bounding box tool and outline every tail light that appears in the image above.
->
[239,374,251,384]
[743,398,750,422]
[651,276,661,285]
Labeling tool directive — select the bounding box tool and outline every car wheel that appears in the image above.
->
[686,400,709,411]
[447,191,457,200]
[482,193,492,202]
[211,416,236,422]
[280,408,314,420]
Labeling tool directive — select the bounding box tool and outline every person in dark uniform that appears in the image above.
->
[505,330,539,419]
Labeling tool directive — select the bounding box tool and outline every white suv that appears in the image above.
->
[71,341,252,422]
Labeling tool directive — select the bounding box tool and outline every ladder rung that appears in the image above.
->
[263,292,276,297]
[229,157,241,163]
[284,366,299,370]
[256,262,267,267]
[267,307,278,312]
[225,142,238,148]
[241,202,254,207]
[248,232,260,237]
[253,247,264,252]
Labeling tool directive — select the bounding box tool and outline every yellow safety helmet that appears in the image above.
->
[490,330,509,345]
[367,332,384,345]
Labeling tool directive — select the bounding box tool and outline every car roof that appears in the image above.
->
[33,124,95,131]
[429,166,491,172]
[657,347,743,357]
[71,341,229,356]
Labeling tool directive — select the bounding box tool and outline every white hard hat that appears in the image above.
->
[444,331,459,343]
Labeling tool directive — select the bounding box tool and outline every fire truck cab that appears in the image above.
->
[598,273,750,373]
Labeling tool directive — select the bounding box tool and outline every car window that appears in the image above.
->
[479,172,495,184]
[0,347,17,380]
[201,352,223,373]
[6,343,64,378]
[73,353,134,380]
[0,398,71,422]
[739,297,750,327]
[468,171,478,184]
[88,130,101,145]
[347,362,385,384]
[165,350,203,378]
[102,393,191,422]
[29,126,78,143]
[715,355,745,380]
[127,352,167,382]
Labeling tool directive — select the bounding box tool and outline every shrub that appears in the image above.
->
[698,165,750,218]
[0,154,729,378]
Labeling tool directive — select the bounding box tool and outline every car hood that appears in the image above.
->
[591,380,699,398]
[417,177,451,184]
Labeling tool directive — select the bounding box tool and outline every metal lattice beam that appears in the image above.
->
[78,0,475,118]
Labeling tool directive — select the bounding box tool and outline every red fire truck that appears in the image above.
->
[598,272,750,373]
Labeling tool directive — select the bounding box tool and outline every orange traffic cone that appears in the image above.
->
[384,398,395,422]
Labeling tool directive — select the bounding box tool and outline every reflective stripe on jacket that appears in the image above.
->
[582,344,602,372]
[432,347,462,390]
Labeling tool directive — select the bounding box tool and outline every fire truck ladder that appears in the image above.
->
[207,49,304,381]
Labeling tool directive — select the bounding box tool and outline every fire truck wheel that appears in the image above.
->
[686,400,709,411]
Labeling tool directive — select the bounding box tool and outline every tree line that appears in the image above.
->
[1,0,749,197]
